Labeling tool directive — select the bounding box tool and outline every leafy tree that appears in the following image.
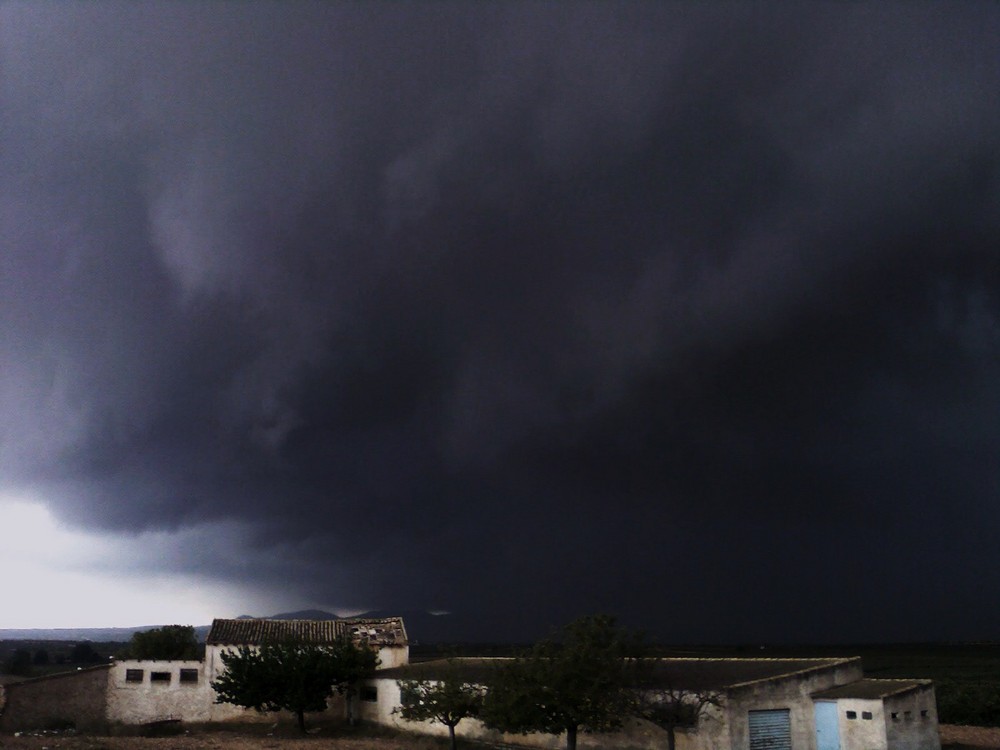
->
[634,686,724,750]
[3,648,33,676]
[33,648,50,665]
[481,615,641,750]
[125,625,200,660]
[70,642,100,663]
[396,659,485,750]
[211,636,379,732]
[340,637,382,726]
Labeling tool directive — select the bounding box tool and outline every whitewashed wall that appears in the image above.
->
[107,660,219,723]
[359,675,713,750]
[884,687,940,750]
[834,698,888,750]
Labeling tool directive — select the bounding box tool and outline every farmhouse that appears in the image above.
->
[0,617,941,750]
[0,617,407,731]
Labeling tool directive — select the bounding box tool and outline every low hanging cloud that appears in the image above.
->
[1,2,998,640]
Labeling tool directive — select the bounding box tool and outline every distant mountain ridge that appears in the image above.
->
[264,609,340,621]
[0,609,473,644]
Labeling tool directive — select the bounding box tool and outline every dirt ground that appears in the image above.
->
[1,725,997,750]
[939,725,1000,749]
[0,726,451,750]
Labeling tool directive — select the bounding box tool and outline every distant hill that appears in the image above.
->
[0,609,479,645]
[0,625,211,643]
[266,609,339,620]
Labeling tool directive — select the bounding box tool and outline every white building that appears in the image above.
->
[0,619,941,750]
[0,616,408,731]
[358,656,940,750]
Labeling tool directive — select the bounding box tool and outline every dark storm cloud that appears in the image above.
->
[1,1,998,640]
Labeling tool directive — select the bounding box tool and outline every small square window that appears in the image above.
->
[180,669,198,683]
[150,671,171,683]
[846,711,857,720]
[862,711,873,720]
[891,712,899,720]
[361,686,378,702]
[125,669,144,683]
[920,710,929,719]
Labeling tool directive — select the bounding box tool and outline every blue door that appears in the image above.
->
[815,701,840,750]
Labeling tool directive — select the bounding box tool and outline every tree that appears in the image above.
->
[634,686,724,750]
[211,636,379,732]
[396,659,485,750]
[33,648,50,665]
[124,625,200,660]
[481,615,641,750]
[70,642,101,663]
[3,648,33,676]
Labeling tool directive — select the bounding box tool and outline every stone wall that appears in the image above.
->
[0,666,111,732]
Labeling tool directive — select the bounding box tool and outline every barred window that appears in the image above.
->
[125,669,144,683]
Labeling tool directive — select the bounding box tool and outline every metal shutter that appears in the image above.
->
[749,708,792,750]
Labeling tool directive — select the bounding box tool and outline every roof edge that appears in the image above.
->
[726,657,862,690]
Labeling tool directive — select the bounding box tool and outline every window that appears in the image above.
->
[361,686,378,702]
[862,711,873,720]
[920,710,929,719]
[180,669,199,683]
[150,671,171,683]
[891,712,899,720]
[846,711,857,720]
[125,669,144,683]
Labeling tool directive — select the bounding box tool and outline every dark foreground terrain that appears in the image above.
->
[0,726,997,750]
[0,726,451,750]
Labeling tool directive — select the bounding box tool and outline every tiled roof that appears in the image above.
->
[206,617,407,647]
[342,618,408,647]
[375,657,855,691]
[812,678,932,700]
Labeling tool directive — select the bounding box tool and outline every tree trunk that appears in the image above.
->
[296,709,306,733]
[566,724,578,750]
[346,692,356,726]
[449,723,457,750]
[667,725,676,750]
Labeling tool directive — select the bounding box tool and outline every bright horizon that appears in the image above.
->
[0,497,337,630]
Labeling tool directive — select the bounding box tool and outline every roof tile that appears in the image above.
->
[206,617,407,647]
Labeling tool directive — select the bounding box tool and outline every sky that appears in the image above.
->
[1,1,998,643]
